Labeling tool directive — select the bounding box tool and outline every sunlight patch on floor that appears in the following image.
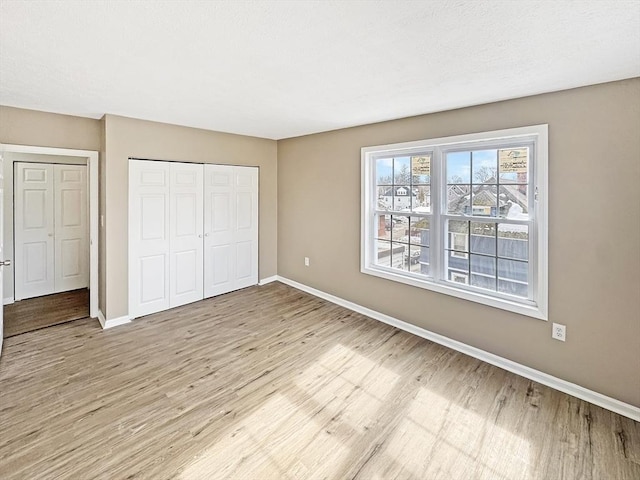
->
[378,387,532,479]
[180,393,349,479]
[295,344,400,434]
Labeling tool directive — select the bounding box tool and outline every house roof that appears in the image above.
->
[380,186,418,196]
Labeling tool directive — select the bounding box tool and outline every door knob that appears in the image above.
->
[0,259,11,267]
[48,233,53,237]
[204,233,210,237]
[198,234,203,238]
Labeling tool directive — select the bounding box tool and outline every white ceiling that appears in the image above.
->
[1,1,639,140]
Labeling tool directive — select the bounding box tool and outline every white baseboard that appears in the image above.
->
[3,297,14,306]
[98,310,131,330]
[259,275,278,286]
[277,276,640,422]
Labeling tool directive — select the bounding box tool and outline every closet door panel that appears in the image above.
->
[15,163,55,300]
[54,164,88,293]
[204,165,235,298]
[233,166,258,290]
[129,160,170,318]
[169,162,204,307]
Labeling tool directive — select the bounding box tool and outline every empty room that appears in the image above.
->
[0,1,639,479]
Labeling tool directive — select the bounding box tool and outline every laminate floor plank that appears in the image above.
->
[0,282,637,479]
[3,289,89,338]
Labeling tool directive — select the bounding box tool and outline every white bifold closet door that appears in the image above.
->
[204,165,258,298]
[129,160,204,318]
[129,160,171,317]
[129,160,258,319]
[169,162,204,307]
[15,163,88,300]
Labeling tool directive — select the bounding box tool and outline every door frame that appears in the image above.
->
[0,144,99,319]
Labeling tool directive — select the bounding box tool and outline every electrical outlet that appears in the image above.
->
[552,323,566,342]
[304,257,310,267]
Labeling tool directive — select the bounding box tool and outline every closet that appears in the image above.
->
[129,160,258,319]
[14,162,89,300]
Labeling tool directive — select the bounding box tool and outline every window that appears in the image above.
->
[361,125,548,320]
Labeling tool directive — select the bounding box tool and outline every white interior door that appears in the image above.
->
[169,162,204,307]
[204,165,258,298]
[129,160,170,318]
[54,164,88,293]
[15,163,55,300]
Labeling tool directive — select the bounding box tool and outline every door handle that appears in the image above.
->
[0,260,11,267]
[204,233,210,237]
[48,233,54,237]
[198,234,203,238]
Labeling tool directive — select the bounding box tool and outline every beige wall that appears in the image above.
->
[277,78,640,407]
[103,115,278,320]
[0,106,101,151]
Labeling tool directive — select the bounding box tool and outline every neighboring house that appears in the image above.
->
[378,186,419,211]
[448,177,528,217]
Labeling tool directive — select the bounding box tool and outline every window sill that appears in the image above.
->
[361,265,547,321]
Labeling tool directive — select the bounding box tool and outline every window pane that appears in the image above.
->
[394,157,411,184]
[472,149,497,184]
[498,258,529,298]
[447,151,471,184]
[392,187,412,211]
[392,242,407,271]
[409,217,430,246]
[499,147,529,184]
[471,254,496,290]
[411,154,431,184]
[409,245,430,276]
[498,224,529,260]
[376,239,392,268]
[376,214,392,241]
[377,186,392,210]
[447,184,470,214]
[376,157,394,185]
[391,215,409,242]
[412,186,431,213]
[470,222,496,255]
[500,185,529,218]
[471,184,498,216]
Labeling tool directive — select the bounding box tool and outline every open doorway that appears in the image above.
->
[0,145,98,339]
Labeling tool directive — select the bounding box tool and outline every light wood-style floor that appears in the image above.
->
[3,289,89,338]
[0,282,638,479]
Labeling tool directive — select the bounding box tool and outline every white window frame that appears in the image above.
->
[361,125,548,320]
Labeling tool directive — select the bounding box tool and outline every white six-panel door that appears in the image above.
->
[169,162,204,307]
[54,165,89,292]
[204,165,258,298]
[15,163,56,299]
[15,163,89,300]
[129,160,171,318]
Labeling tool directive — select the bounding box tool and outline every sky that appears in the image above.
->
[376,149,527,185]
